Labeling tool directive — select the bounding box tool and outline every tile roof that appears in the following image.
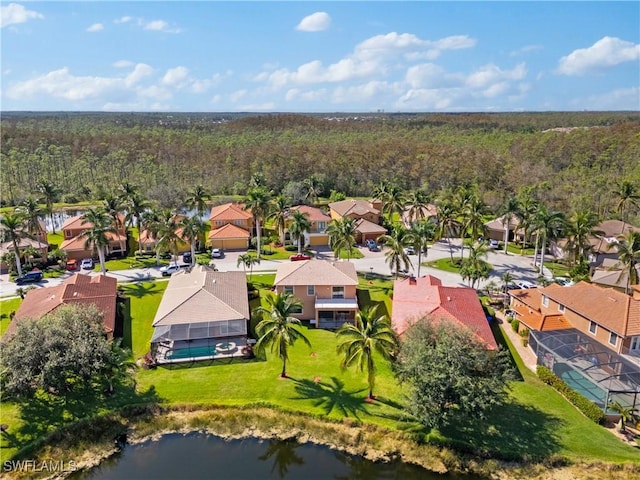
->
[401,204,438,224]
[0,237,49,254]
[354,218,387,234]
[484,215,523,233]
[7,273,117,337]
[288,205,331,222]
[274,259,358,286]
[209,202,252,222]
[152,266,249,326]
[60,231,126,251]
[391,275,497,350]
[328,199,379,217]
[208,223,251,239]
[512,305,571,331]
[508,288,544,310]
[61,214,126,232]
[597,220,640,237]
[540,281,640,336]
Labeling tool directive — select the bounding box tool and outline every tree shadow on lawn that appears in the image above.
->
[1,380,161,455]
[119,281,164,299]
[356,289,390,319]
[291,377,369,420]
[437,400,564,462]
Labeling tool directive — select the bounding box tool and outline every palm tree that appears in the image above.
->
[121,188,149,253]
[326,217,357,261]
[460,243,491,289]
[501,271,514,293]
[185,184,211,217]
[379,226,412,277]
[405,189,431,225]
[102,194,127,254]
[609,231,640,295]
[179,215,206,267]
[17,197,44,240]
[37,180,60,234]
[140,207,163,265]
[80,207,115,274]
[436,198,459,263]
[497,196,521,254]
[0,212,28,276]
[303,174,323,206]
[614,180,640,226]
[530,206,565,276]
[244,186,272,260]
[156,210,181,265]
[269,195,289,245]
[409,220,436,277]
[564,210,603,266]
[255,291,312,378]
[288,210,311,255]
[372,179,392,218]
[516,187,539,251]
[462,193,488,258]
[237,253,260,281]
[609,401,639,433]
[335,305,398,401]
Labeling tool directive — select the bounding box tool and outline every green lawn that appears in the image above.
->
[544,261,571,278]
[0,298,22,336]
[506,243,535,256]
[424,257,462,273]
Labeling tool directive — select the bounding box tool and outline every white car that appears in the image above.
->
[211,248,223,258]
[554,277,574,287]
[404,246,415,255]
[515,280,536,289]
[160,264,183,277]
[80,258,94,270]
[488,239,499,249]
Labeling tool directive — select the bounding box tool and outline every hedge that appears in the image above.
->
[536,366,606,424]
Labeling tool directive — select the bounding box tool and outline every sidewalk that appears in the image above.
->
[494,310,538,372]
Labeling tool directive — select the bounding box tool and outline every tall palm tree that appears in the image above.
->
[140,207,163,265]
[288,210,311,255]
[185,184,211,217]
[564,210,603,266]
[0,212,28,276]
[102,194,127,254]
[462,193,488,258]
[156,210,181,265]
[409,220,436,277]
[405,189,431,225]
[530,206,565,275]
[381,183,405,225]
[379,226,413,277]
[237,253,261,281]
[80,207,115,274]
[179,215,206,267]
[609,231,640,295]
[497,196,521,254]
[303,174,323,206]
[335,305,398,401]
[326,217,357,261]
[436,198,459,263]
[255,291,312,378]
[460,243,491,289]
[124,191,149,253]
[516,188,539,251]
[269,194,289,245]
[614,180,640,226]
[372,179,392,218]
[17,197,44,240]
[37,180,60,234]
[244,186,272,260]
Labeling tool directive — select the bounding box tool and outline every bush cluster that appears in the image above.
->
[511,319,520,332]
[536,366,606,424]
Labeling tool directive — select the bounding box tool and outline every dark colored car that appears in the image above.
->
[290,253,311,261]
[368,243,380,252]
[182,252,192,263]
[66,259,78,271]
[15,270,44,285]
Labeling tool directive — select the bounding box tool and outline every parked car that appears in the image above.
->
[182,252,192,263]
[66,259,78,271]
[211,248,223,258]
[554,277,574,287]
[404,246,416,255]
[290,253,311,261]
[15,270,44,285]
[364,239,376,248]
[160,264,184,276]
[488,239,499,249]
[515,280,536,289]
[80,258,94,270]
[368,243,380,252]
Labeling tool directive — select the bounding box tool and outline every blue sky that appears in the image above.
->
[1,1,639,112]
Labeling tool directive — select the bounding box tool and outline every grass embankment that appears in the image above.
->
[1,275,639,475]
[0,298,22,336]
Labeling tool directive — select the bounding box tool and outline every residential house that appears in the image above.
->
[207,203,253,250]
[328,199,381,225]
[590,258,640,293]
[509,282,640,356]
[401,204,438,227]
[391,274,498,350]
[273,259,359,329]
[286,205,331,247]
[138,215,192,254]
[60,214,127,261]
[150,266,250,364]
[4,273,119,339]
[0,237,49,274]
[484,215,525,243]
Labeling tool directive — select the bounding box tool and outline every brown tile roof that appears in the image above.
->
[328,199,379,218]
[0,237,49,254]
[391,275,497,350]
[512,305,570,332]
[209,202,252,222]
[597,220,640,237]
[208,223,251,239]
[484,215,523,234]
[61,214,126,232]
[540,281,640,336]
[401,204,438,224]
[6,273,117,337]
[508,288,544,310]
[354,218,387,234]
[274,260,358,287]
[288,205,331,222]
[152,266,249,326]
[60,231,126,251]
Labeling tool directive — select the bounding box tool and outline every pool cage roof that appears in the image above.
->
[529,328,640,411]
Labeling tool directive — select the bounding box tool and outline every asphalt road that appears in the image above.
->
[0,239,544,299]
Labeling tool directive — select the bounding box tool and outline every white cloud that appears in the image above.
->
[114,16,132,24]
[285,88,328,103]
[86,23,104,33]
[230,90,247,102]
[466,63,526,88]
[405,63,463,89]
[573,86,640,110]
[238,102,276,111]
[510,45,543,57]
[296,12,331,32]
[557,36,640,76]
[125,64,154,86]
[113,60,134,68]
[1,3,44,28]
[142,19,181,33]
[161,66,189,87]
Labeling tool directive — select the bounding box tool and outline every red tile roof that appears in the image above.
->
[209,202,252,222]
[289,205,331,222]
[208,223,251,239]
[392,275,497,350]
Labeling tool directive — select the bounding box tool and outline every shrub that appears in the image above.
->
[536,366,606,424]
[284,245,298,252]
[511,319,520,332]
[519,327,529,338]
[521,338,528,347]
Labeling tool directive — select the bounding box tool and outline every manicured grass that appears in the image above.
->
[544,261,571,278]
[506,243,535,256]
[424,257,462,273]
[0,298,22,336]
[337,247,364,260]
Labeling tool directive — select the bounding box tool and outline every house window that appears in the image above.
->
[307,285,315,296]
[541,295,548,307]
[609,332,618,347]
[64,230,72,239]
[317,221,326,232]
[284,286,294,295]
[332,286,345,299]
[558,304,565,313]
[589,321,597,335]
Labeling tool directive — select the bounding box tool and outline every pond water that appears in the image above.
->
[73,433,466,480]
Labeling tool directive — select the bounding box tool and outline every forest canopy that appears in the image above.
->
[1,111,639,221]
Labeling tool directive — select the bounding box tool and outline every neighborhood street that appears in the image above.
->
[0,239,543,299]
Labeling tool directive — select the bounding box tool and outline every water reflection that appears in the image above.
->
[74,433,462,480]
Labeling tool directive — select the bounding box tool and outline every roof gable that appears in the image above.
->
[328,199,379,217]
[289,205,331,222]
[208,223,251,239]
[209,203,252,222]
[274,260,358,286]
